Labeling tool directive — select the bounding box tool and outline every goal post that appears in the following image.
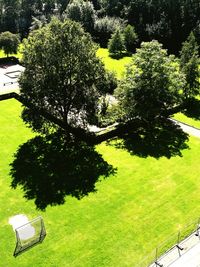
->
[13,216,46,257]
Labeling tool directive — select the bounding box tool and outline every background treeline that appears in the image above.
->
[102,0,200,54]
[0,0,200,54]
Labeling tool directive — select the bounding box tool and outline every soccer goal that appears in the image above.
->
[12,216,46,257]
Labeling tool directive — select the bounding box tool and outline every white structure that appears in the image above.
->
[9,215,46,257]
[9,214,35,240]
[0,64,24,94]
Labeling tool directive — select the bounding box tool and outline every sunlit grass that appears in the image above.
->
[0,44,23,59]
[97,48,132,79]
[1,99,200,266]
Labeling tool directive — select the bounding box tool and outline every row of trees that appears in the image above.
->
[0,0,200,54]
[18,19,200,146]
[91,0,200,54]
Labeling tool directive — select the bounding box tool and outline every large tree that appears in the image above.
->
[115,40,186,122]
[19,18,108,136]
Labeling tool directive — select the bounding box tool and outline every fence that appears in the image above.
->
[137,218,200,267]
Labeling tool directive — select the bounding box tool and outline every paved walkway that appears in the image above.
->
[171,118,200,138]
[149,230,200,267]
[0,64,23,95]
[169,242,200,267]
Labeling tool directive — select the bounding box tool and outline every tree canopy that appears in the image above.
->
[19,18,108,135]
[115,41,186,122]
[0,31,19,56]
[64,0,96,34]
[0,0,200,54]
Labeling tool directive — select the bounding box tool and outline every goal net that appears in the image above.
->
[13,216,46,257]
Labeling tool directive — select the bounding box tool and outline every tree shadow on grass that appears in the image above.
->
[10,132,116,210]
[183,98,200,121]
[108,118,189,159]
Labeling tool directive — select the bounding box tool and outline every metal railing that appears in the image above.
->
[137,218,200,267]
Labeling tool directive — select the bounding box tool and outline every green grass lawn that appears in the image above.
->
[97,48,132,79]
[1,99,200,266]
[173,113,200,129]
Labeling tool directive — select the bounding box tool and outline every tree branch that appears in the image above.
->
[2,92,186,146]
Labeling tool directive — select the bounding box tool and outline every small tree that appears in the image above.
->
[115,41,186,122]
[0,31,20,57]
[180,32,200,98]
[108,28,126,57]
[123,24,138,53]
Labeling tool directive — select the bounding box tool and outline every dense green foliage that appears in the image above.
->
[20,18,109,134]
[92,0,200,54]
[108,28,125,57]
[123,24,137,53]
[64,0,96,34]
[94,16,125,47]
[180,32,200,98]
[116,41,186,122]
[1,0,200,54]
[29,16,47,32]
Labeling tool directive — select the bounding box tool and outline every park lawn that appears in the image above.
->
[1,99,200,266]
[173,112,200,129]
[97,48,132,79]
[0,45,23,59]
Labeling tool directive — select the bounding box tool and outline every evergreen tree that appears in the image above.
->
[180,32,200,98]
[123,24,137,53]
[108,28,125,57]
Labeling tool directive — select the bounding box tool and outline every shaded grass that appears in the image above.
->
[97,48,132,79]
[1,99,200,266]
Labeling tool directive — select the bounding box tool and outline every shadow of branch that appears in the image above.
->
[108,118,189,159]
[10,132,116,210]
